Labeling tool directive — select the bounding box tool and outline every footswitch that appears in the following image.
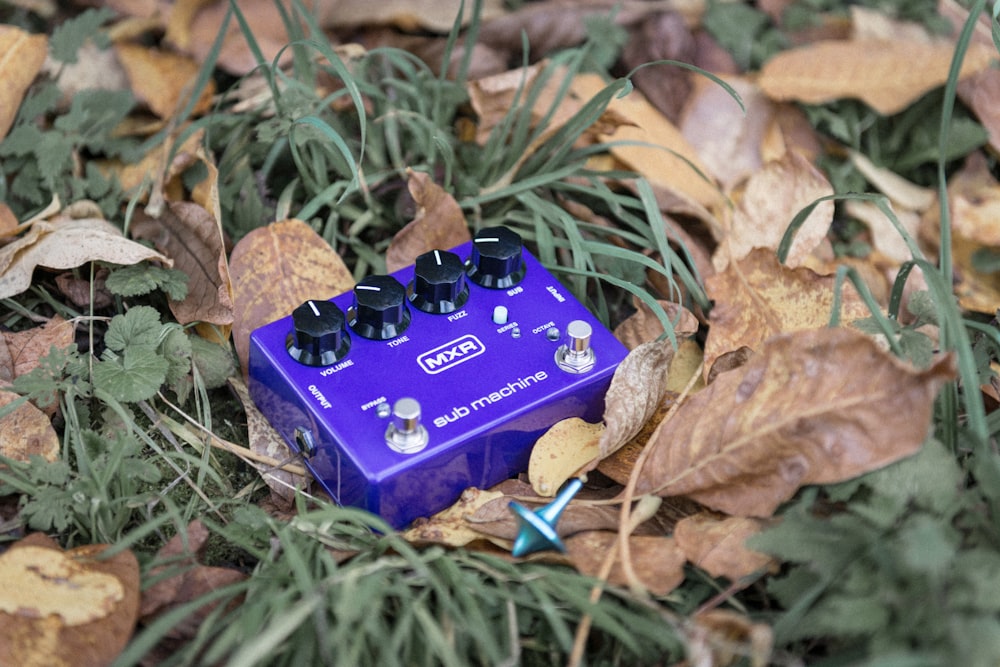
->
[248,227,628,528]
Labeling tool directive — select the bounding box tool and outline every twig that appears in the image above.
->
[157,392,308,476]
[568,360,704,667]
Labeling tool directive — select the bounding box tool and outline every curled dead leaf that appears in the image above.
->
[590,339,674,469]
[402,487,506,547]
[613,299,699,350]
[131,201,234,330]
[0,217,170,300]
[1,315,75,381]
[230,376,309,506]
[635,327,957,517]
[385,170,471,273]
[528,418,604,497]
[115,43,215,118]
[686,609,774,667]
[139,520,246,646]
[229,219,354,375]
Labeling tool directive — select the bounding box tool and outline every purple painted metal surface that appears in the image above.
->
[248,238,627,528]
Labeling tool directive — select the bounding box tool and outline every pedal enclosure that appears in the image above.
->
[248,239,627,528]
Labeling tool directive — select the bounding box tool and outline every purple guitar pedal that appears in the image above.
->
[248,227,627,528]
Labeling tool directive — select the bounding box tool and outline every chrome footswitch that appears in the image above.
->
[555,320,596,373]
[385,398,429,454]
[248,227,628,528]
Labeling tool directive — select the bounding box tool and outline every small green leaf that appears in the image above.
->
[191,336,237,390]
[103,305,165,352]
[899,514,958,576]
[906,290,939,325]
[106,264,190,300]
[92,346,169,403]
[49,7,115,64]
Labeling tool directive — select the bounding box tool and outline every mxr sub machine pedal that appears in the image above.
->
[248,227,628,528]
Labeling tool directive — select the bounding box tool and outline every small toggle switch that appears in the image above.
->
[492,305,509,325]
[385,397,429,454]
[554,320,596,373]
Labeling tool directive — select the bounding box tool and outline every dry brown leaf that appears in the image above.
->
[0,534,139,667]
[115,43,215,118]
[385,171,471,273]
[613,299,699,350]
[674,512,776,582]
[947,152,1000,247]
[635,327,957,517]
[139,520,246,643]
[715,151,834,271]
[0,26,47,139]
[704,249,870,380]
[316,0,505,32]
[0,216,169,300]
[680,76,775,193]
[0,202,18,237]
[758,38,994,115]
[960,68,1000,154]
[624,13,696,121]
[528,418,604,497]
[468,482,693,542]
[564,532,686,597]
[686,609,774,667]
[402,487,507,547]
[230,376,309,506]
[592,339,674,467]
[922,153,1000,314]
[467,62,623,173]
[2,315,75,381]
[0,390,59,463]
[229,219,355,375]
[571,72,725,213]
[132,201,233,331]
[180,0,298,73]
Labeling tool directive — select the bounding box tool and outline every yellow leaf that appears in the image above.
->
[402,487,506,547]
[704,249,870,380]
[715,151,834,271]
[759,39,994,116]
[528,418,604,497]
[0,390,59,463]
[0,26,48,139]
[571,72,725,212]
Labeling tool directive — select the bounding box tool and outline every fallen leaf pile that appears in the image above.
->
[1,0,997,665]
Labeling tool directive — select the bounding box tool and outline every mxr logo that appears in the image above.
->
[417,335,485,374]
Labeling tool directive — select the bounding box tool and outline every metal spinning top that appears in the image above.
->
[509,477,583,557]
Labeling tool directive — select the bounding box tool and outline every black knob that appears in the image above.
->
[408,250,470,314]
[287,299,350,366]
[465,227,526,289]
[348,275,411,340]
